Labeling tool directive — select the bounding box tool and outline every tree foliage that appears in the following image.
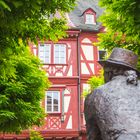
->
[0,0,76,133]
[97,0,140,69]
[0,42,50,133]
[0,0,76,43]
[83,70,104,97]
[30,130,43,140]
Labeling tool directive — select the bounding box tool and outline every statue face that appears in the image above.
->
[104,65,128,83]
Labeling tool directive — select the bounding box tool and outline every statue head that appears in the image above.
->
[98,48,140,83]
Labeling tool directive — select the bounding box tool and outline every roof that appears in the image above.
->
[67,0,103,31]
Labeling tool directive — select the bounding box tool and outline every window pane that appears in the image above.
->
[44,51,49,56]
[54,44,66,64]
[38,44,51,63]
[44,46,50,51]
[85,14,95,24]
[47,98,51,104]
[53,92,58,101]
[60,58,65,63]
[54,46,59,51]
[53,105,58,112]
[55,52,59,57]
[47,94,52,104]
[47,105,52,112]
[39,52,44,56]
[60,51,65,57]
[46,91,60,113]
[39,47,44,52]
[46,93,52,112]
[54,59,59,64]
[44,58,49,63]
[60,46,65,50]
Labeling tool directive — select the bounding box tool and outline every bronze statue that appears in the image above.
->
[84,48,140,140]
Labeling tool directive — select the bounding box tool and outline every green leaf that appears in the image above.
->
[12,1,23,8]
[0,1,11,11]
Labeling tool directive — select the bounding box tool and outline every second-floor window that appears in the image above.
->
[38,44,51,63]
[38,43,66,64]
[54,44,66,64]
[85,14,96,25]
[45,91,60,113]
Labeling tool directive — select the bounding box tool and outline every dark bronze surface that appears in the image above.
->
[84,75,140,140]
[84,48,140,140]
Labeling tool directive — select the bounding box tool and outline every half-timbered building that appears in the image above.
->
[1,0,103,139]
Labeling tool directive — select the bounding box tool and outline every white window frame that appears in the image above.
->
[85,13,96,25]
[38,44,51,64]
[45,91,60,113]
[54,44,66,64]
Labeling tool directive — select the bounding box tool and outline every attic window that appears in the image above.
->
[85,14,96,25]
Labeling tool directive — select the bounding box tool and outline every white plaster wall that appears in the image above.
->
[64,89,71,94]
[81,63,90,74]
[64,96,71,113]
[81,45,94,60]
[81,38,92,43]
[81,55,84,60]
[89,63,95,74]
[66,115,72,129]
[55,72,63,76]
[67,65,72,76]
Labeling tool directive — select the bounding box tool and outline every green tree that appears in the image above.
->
[97,0,140,69]
[30,130,44,140]
[0,0,76,133]
[83,70,104,97]
[0,42,50,133]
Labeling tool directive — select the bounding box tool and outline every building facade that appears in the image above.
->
[1,0,103,139]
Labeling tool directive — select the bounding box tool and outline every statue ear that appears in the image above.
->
[124,70,138,86]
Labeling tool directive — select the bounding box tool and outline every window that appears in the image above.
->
[38,43,66,64]
[54,44,66,64]
[45,91,60,113]
[99,50,106,60]
[85,14,96,25]
[38,44,51,63]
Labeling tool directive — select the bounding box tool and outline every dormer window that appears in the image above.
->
[85,13,96,25]
[83,8,96,25]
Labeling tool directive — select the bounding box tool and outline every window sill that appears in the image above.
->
[46,112,61,116]
[42,63,68,66]
[85,22,96,25]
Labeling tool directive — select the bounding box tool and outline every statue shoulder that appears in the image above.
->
[88,86,104,97]
[89,87,105,101]
[85,87,103,105]
[103,75,127,88]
